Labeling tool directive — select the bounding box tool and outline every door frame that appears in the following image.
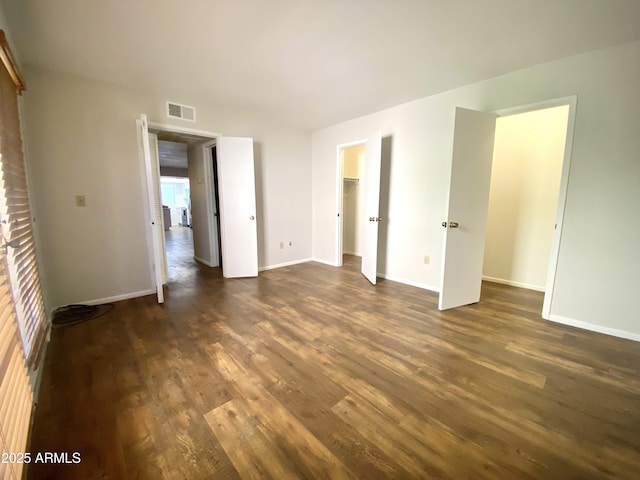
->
[202,140,220,267]
[335,139,367,267]
[139,120,221,292]
[492,95,578,319]
[137,116,165,303]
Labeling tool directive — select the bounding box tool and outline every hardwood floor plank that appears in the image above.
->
[505,340,640,395]
[203,342,358,480]
[205,399,295,480]
[26,250,640,479]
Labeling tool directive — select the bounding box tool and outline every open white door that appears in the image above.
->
[148,132,168,283]
[217,137,258,278]
[361,132,382,285]
[139,114,165,303]
[439,108,497,310]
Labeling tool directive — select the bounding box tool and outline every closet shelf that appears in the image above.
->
[344,177,360,183]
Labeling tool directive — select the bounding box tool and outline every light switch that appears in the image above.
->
[75,195,86,207]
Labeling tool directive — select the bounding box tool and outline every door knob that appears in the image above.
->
[441,222,447,228]
[449,222,459,228]
[376,217,382,222]
[249,216,255,220]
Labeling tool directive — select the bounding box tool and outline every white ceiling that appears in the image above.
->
[4,0,640,130]
[156,140,188,169]
[153,131,213,169]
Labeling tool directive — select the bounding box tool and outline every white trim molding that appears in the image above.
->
[66,288,157,309]
[147,120,221,138]
[377,273,440,293]
[311,257,341,267]
[548,314,640,343]
[195,256,217,268]
[259,258,313,272]
[482,276,545,292]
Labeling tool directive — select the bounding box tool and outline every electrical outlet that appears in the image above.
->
[75,195,86,207]
[423,255,430,265]
[280,242,284,250]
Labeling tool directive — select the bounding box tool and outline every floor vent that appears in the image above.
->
[166,101,196,122]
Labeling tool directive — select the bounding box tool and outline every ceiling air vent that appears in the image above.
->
[166,101,196,122]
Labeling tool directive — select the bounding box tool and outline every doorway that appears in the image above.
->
[151,129,216,283]
[160,175,193,278]
[139,116,260,304]
[335,133,383,285]
[338,143,366,263]
[438,96,577,318]
[483,105,570,293]
[136,122,258,303]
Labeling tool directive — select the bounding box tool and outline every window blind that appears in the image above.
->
[0,253,32,480]
[0,29,41,480]
[0,30,48,369]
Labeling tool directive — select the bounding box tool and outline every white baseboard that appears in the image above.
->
[311,257,340,267]
[482,276,545,292]
[548,314,640,342]
[194,256,218,268]
[64,288,156,309]
[259,258,313,272]
[377,273,440,293]
[31,338,50,401]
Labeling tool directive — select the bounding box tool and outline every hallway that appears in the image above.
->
[164,226,204,283]
[162,225,222,301]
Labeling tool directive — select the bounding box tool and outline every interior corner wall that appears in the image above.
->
[483,105,569,291]
[312,40,640,338]
[20,67,312,309]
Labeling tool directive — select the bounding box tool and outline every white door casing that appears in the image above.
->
[361,132,383,285]
[148,132,169,283]
[139,114,165,303]
[439,108,497,310]
[202,142,220,267]
[216,137,259,278]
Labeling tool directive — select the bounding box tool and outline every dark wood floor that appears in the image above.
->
[27,251,640,479]
[164,225,198,284]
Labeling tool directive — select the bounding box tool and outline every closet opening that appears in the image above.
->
[483,104,570,296]
[337,143,366,267]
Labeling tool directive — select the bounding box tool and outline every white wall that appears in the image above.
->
[21,67,312,310]
[312,41,640,339]
[342,145,365,256]
[483,105,569,291]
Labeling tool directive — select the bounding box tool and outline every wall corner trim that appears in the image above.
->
[259,258,313,272]
[194,256,217,268]
[377,273,440,293]
[547,314,640,343]
[311,257,341,267]
[58,288,157,311]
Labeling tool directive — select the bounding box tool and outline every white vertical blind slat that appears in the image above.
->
[0,29,38,480]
